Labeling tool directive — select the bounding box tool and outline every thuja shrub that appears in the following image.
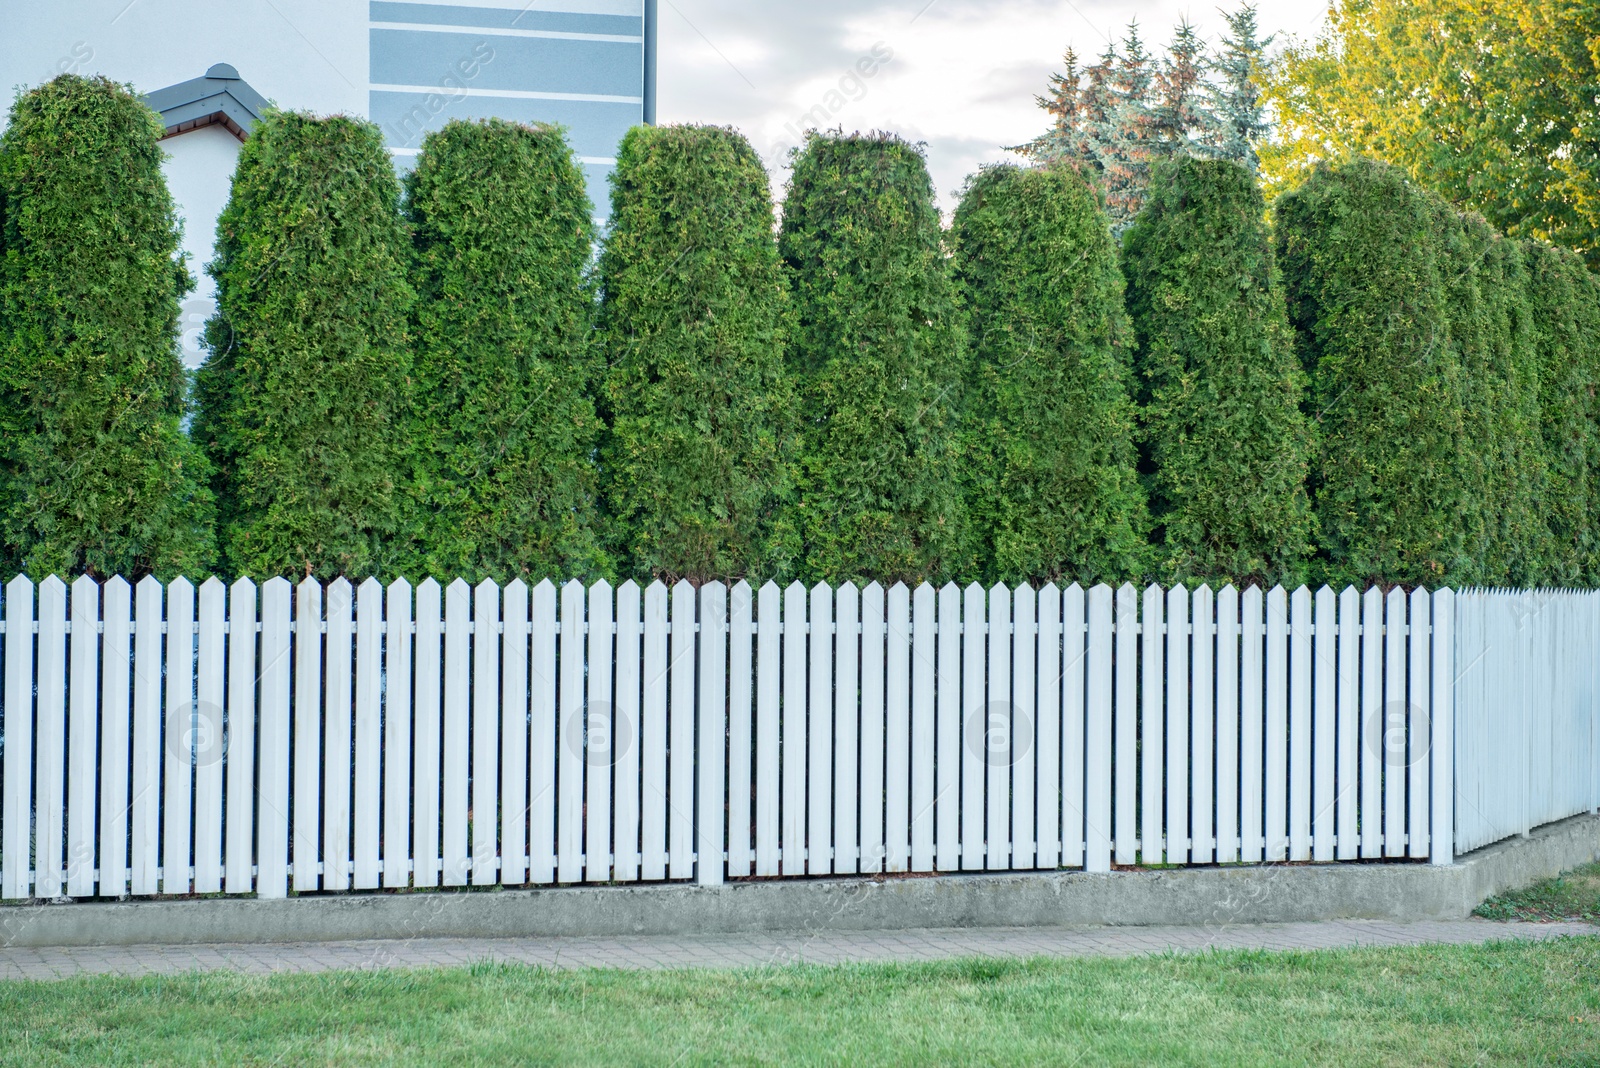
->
[193,111,413,579]
[951,162,1147,586]
[1443,213,1545,586]
[1122,157,1312,588]
[1524,240,1600,585]
[596,124,798,583]
[781,131,972,586]
[403,119,607,582]
[1276,157,1468,588]
[0,75,213,579]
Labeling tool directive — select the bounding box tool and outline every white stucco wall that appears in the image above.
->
[162,124,242,367]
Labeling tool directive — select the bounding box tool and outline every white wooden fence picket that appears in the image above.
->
[0,577,1591,899]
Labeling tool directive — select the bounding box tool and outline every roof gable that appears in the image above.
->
[144,64,267,141]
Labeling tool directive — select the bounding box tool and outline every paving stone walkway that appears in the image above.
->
[0,918,1593,981]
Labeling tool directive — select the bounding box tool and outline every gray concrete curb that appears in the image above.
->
[3,814,1596,949]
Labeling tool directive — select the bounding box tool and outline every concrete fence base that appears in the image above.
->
[2,815,1596,950]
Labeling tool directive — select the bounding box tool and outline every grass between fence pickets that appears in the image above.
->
[0,939,1597,1065]
[1476,862,1600,923]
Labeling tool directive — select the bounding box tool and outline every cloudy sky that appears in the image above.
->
[656,0,1330,210]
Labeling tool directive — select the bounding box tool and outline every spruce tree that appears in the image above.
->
[403,118,606,582]
[0,74,213,579]
[193,111,413,579]
[780,131,971,585]
[1122,156,1312,587]
[1206,5,1272,172]
[596,124,797,583]
[952,162,1146,585]
[1276,158,1468,587]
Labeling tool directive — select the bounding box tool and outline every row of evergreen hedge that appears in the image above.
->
[4,75,1597,589]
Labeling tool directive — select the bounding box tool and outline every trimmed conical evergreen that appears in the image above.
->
[1122,156,1312,587]
[193,111,413,579]
[1276,158,1468,587]
[1443,213,1545,586]
[952,162,1147,585]
[0,74,213,579]
[596,124,798,583]
[1524,239,1600,585]
[403,118,606,582]
[781,131,971,585]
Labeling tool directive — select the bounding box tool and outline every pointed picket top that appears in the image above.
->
[71,573,98,611]
[388,575,413,603]
[478,576,502,600]
[784,579,806,598]
[534,576,557,599]
[103,574,131,600]
[358,575,383,598]
[810,579,831,599]
[643,578,667,601]
[730,578,752,600]
[264,574,292,596]
[446,576,472,598]
[618,578,640,598]
[1194,582,1212,598]
[135,573,162,602]
[964,580,984,598]
[1269,583,1287,598]
[417,575,441,597]
[887,581,910,603]
[758,579,780,599]
[988,580,1008,597]
[587,577,610,599]
[1144,581,1163,599]
[562,577,584,597]
[862,580,884,598]
[5,572,33,602]
[939,580,959,597]
[298,573,322,598]
[912,580,934,601]
[836,579,857,598]
[328,575,354,616]
[673,577,694,596]
[1040,581,1060,598]
[1220,583,1238,597]
[199,574,225,598]
[1115,581,1133,598]
[1316,583,1336,599]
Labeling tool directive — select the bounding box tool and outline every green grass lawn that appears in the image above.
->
[1,938,1597,1066]
[1476,861,1600,923]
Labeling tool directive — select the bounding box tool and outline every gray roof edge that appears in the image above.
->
[143,68,268,136]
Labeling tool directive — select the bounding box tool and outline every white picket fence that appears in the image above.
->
[0,574,1592,901]
[1453,589,1600,852]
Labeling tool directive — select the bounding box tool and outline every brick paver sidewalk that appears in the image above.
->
[0,918,1593,981]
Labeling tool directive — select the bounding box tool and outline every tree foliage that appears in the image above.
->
[1276,158,1468,587]
[1122,156,1312,587]
[952,162,1146,585]
[781,130,970,585]
[596,124,797,583]
[1262,0,1600,269]
[0,74,213,579]
[194,111,413,579]
[403,118,606,583]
